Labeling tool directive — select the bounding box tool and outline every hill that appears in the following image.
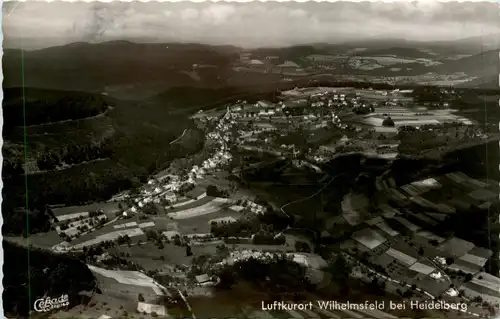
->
[1,86,213,235]
[339,34,500,55]
[3,41,240,99]
[3,87,113,127]
[354,47,433,59]
[430,49,500,77]
[3,241,97,317]
[366,49,499,79]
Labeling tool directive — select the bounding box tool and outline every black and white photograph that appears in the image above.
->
[2,1,500,318]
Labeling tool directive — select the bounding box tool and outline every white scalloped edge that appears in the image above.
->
[0,1,4,317]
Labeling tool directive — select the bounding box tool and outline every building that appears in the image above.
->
[209,216,237,225]
[276,60,300,68]
[195,274,215,286]
[162,230,180,240]
[137,302,167,316]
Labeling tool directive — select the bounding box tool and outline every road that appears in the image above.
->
[280,173,346,219]
[170,128,188,144]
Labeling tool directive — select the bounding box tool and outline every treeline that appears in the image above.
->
[411,85,497,109]
[2,144,25,178]
[2,129,206,235]
[216,254,313,295]
[2,162,135,235]
[3,88,112,127]
[37,140,114,171]
[211,210,290,240]
[3,241,97,317]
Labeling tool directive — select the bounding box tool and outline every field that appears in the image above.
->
[52,202,121,217]
[351,228,387,250]
[363,106,471,129]
[108,242,219,271]
[175,208,243,233]
[169,196,214,212]
[4,231,62,250]
[169,198,230,220]
[72,228,146,250]
[384,248,417,266]
[3,86,210,236]
[8,115,115,155]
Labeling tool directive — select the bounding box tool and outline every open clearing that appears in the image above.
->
[109,242,219,271]
[169,198,230,220]
[52,202,121,217]
[176,208,242,233]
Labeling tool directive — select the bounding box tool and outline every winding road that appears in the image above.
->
[280,173,347,219]
[170,128,188,145]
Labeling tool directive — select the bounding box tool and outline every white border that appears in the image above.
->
[0,0,498,317]
[3,0,500,2]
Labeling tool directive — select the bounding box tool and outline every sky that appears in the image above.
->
[3,1,500,49]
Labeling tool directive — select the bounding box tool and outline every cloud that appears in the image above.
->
[3,1,500,49]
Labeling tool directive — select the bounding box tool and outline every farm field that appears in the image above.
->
[52,202,121,218]
[4,231,62,250]
[109,242,219,271]
[169,198,230,220]
[175,208,243,234]
[169,196,214,212]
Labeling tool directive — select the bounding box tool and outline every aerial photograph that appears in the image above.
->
[2,1,500,319]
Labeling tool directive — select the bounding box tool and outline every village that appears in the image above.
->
[31,86,500,319]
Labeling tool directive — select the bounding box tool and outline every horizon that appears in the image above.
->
[3,1,500,50]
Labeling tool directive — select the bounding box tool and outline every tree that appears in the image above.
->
[186,245,193,257]
[138,293,145,302]
[146,230,158,241]
[217,268,236,290]
[418,247,424,256]
[206,185,221,197]
[464,273,473,282]
[143,203,158,215]
[294,241,311,253]
[382,116,395,127]
[445,257,455,266]
[173,236,182,246]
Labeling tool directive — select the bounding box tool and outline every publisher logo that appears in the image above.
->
[33,294,69,312]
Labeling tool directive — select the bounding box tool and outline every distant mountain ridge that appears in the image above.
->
[3,37,499,96]
[3,41,239,98]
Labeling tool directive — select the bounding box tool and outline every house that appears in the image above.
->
[229,205,245,213]
[195,274,214,286]
[137,302,167,316]
[162,230,180,240]
[257,101,271,108]
[209,216,237,225]
[277,60,300,68]
[248,59,264,65]
[163,192,176,201]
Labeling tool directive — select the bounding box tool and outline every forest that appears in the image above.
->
[3,241,97,317]
[3,88,112,127]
